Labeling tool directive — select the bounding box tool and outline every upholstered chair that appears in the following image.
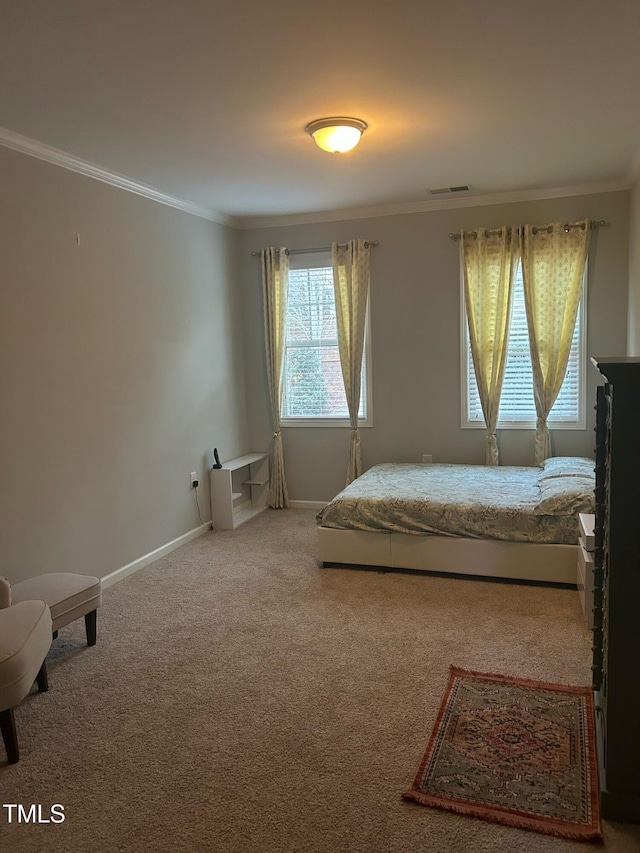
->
[0,579,52,763]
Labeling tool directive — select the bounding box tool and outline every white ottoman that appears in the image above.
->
[11,573,102,647]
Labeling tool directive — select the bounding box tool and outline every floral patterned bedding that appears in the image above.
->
[316,459,595,544]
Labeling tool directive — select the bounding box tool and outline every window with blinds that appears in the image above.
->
[462,263,586,429]
[281,252,370,425]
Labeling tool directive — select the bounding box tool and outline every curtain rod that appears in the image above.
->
[251,240,379,256]
[448,220,607,241]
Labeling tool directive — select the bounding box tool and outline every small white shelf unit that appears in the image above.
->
[209,453,269,530]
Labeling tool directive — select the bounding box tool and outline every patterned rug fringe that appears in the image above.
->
[401,790,603,841]
[448,664,593,695]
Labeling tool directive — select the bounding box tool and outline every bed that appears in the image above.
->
[316,456,595,584]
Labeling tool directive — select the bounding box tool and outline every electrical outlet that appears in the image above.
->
[422,454,433,464]
[190,471,198,488]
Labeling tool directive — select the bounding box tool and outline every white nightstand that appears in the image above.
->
[577,512,595,628]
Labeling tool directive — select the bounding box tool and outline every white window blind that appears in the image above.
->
[464,262,585,428]
[281,252,369,423]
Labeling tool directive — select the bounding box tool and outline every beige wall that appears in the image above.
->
[0,146,247,584]
[628,177,640,354]
[240,191,629,502]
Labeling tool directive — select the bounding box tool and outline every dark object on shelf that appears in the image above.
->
[212,448,222,469]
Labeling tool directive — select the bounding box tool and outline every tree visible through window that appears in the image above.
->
[281,254,368,422]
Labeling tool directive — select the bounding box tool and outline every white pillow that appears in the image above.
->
[540,456,595,481]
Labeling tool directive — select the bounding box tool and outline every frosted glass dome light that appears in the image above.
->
[305,117,368,153]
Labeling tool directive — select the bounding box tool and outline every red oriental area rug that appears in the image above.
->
[403,666,601,841]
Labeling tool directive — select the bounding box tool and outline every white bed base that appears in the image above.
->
[317,526,577,585]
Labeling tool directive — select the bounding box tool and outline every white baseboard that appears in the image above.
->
[101,522,211,589]
[289,500,326,510]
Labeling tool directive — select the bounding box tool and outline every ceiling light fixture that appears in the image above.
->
[305,117,368,153]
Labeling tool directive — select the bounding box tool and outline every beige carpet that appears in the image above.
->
[3,509,639,853]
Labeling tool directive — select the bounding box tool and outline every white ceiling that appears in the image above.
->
[2,0,640,225]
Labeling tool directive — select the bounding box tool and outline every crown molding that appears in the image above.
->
[236,178,631,230]
[0,126,236,227]
[1,124,635,230]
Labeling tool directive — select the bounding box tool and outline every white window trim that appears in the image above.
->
[460,265,587,431]
[280,256,373,429]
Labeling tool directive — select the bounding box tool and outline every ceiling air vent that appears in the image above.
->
[428,185,471,195]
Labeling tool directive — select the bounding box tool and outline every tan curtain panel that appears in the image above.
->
[260,247,290,508]
[521,220,590,465]
[462,226,518,465]
[332,239,371,485]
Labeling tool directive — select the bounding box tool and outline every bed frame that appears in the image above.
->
[317,526,577,585]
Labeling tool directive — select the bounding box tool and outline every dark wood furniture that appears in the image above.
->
[592,357,640,821]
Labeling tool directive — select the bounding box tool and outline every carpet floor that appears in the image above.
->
[2,509,639,853]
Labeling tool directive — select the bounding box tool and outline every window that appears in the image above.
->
[281,251,371,426]
[462,262,586,429]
